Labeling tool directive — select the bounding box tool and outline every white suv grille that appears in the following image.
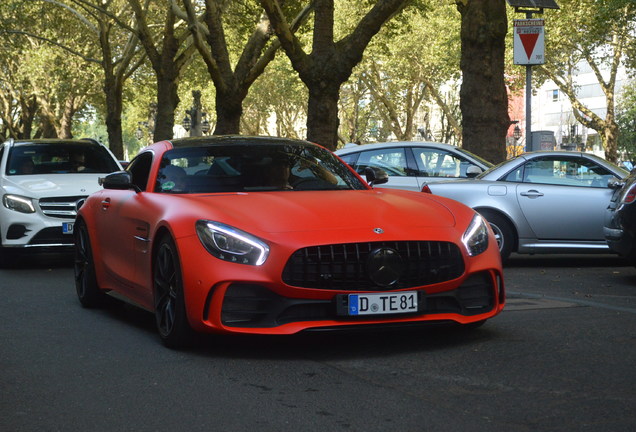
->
[38,196,87,219]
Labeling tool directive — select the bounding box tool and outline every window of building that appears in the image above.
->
[552,89,559,102]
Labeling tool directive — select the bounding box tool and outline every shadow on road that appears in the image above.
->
[505,253,631,268]
[7,249,74,269]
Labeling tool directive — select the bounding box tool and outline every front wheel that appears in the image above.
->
[74,220,107,308]
[153,236,194,349]
[479,211,516,262]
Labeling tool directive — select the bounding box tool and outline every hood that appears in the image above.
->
[3,174,103,198]
[174,189,457,235]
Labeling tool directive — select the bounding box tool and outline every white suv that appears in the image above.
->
[0,138,121,266]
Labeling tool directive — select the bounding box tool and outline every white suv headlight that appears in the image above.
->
[3,194,36,213]
[462,214,489,256]
[196,220,270,266]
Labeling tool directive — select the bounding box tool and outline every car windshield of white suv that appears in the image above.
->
[6,144,120,175]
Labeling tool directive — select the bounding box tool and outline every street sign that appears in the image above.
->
[514,19,545,65]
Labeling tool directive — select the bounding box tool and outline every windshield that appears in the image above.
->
[155,143,367,194]
[7,143,119,175]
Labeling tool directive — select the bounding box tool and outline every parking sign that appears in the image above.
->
[514,19,545,65]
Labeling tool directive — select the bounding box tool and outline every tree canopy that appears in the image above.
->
[0,0,633,163]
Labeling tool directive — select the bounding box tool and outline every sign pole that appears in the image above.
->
[513,15,545,150]
[508,1,559,151]
[525,12,533,149]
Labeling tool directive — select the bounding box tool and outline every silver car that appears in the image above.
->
[335,141,492,191]
[423,151,629,260]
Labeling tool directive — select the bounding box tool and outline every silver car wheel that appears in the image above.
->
[489,223,504,250]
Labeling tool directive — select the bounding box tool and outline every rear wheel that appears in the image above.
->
[153,236,194,349]
[478,211,515,261]
[74,220,108,308]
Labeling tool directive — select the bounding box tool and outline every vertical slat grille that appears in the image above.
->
[282,241,464,290]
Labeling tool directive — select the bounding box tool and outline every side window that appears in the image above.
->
[412,149,471,178]
[522,156,613,187]
[355,148,408,177]
[126,152,153,191]
[337,152,359,168]
[502,166,524,182]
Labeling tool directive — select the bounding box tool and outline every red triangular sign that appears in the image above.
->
[519,33,539,59]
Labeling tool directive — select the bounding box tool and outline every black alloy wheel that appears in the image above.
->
[153,236,194,348]
[74,220,107,307]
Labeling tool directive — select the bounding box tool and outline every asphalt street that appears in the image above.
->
[1,252,635,431]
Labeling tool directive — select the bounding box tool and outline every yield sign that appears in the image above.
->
[513,19,545,65]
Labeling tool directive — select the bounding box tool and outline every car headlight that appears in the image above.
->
[196,220,270,266]
[3,194,36,213]
[462,214,489,256]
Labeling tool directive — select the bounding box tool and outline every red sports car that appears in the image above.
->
[75,136,504,347]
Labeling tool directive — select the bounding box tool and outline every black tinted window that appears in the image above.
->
[7,143,119,175]
[155,143,366,193]
[127,152,153,191]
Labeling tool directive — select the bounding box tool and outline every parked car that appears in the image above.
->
[0,138,121,266]
[75,136,504,348]
[604,169,636,266]
[335,141,492,191]
[423,151,629,260]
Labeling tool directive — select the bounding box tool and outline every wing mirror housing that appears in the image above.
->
[99,171,139,192]
[364,167,389,187]
[466,165,483,178]
[607,176,625,190]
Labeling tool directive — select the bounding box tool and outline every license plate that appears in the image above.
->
[62,222,74,234]
[348,291,418,316]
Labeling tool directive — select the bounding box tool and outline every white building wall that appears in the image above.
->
[531,61,630,157]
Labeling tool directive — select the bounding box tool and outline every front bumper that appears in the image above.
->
[218,270,503,329]
[604,209,635,257]
[0,205,76,248]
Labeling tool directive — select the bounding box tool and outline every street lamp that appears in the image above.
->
[181,90,212,137]
[513,124,522,141]
[201,113,210,135]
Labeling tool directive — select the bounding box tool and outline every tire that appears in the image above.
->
[74,220,108,308]
[478,211,515,262]
[153,236,194,349]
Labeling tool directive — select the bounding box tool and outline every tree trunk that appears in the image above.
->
[153,74,179,142]
[59,96,76,139]
[261,0,409,151]
[104,76,124,159]
[18,95,37,139]
[214,88,243,135]
[603,121,620,163]
[306,81,341,149]
[457,0,509,164]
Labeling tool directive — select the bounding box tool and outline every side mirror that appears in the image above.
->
[364,166,389,187]
[99,171,137,191]
[466,165,483,178]
[607,176,625,190]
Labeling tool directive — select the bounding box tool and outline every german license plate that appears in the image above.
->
[348,291,418,316]
[62,222,74,234]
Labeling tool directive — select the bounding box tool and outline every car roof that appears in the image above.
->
[335,141,458,154]
[478,149,629,180]
[8,138,104,148]
[166,135,314,149]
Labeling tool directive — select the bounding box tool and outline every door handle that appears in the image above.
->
[520,190,544,198]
